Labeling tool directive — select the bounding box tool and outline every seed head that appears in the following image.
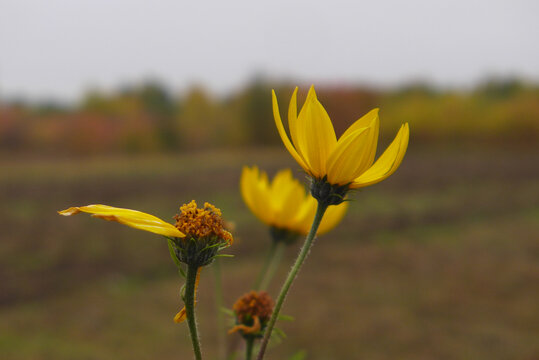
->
[229,291,274,338]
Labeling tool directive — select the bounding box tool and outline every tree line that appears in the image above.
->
[1,78,537,155]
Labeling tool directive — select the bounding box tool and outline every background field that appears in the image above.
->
[1,143,538,360]
[2,1,539,358]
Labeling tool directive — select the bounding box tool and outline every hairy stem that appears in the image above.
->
[245,337,255,360]
[256,203,328,360]
[212,259,226,360]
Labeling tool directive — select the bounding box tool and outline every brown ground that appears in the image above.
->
[0,144,538,359]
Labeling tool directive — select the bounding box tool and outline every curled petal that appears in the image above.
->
[58,204,185,238]
[228,315,261,335]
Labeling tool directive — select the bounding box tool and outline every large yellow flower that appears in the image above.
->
[240,166,348,236]
[272,86,409,189]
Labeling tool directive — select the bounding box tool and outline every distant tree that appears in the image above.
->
[138,81,179,150]
[178,86,219,149]
[477,78,525,99]
[240,79,279,146]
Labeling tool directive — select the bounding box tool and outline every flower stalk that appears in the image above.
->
[258,241,285,291]
[212,259,226,360]
[256,202,328,360]
[253,241,286,291]
[245,337,255,360]
[185,264,203,360]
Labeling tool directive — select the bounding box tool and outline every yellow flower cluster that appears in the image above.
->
[174,200,233,245]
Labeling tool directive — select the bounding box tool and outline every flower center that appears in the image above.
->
[233,291,274,325]
[174,200,232,244]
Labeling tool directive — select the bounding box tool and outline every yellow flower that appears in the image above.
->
[240,166,348,237]
[272,86,409,190]
[58,204,185,238]
[59,201,233,324]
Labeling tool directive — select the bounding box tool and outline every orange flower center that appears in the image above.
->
[233,291,274,324]
[174,200,232,244]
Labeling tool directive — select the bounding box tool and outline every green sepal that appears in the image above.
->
[167,238,184,271]
[178,264,186,278]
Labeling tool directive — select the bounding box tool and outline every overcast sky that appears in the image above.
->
[1,0,538,102]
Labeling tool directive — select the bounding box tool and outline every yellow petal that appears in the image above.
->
[174,308,187,323]
[240,166,274,226]
[240,166,256,210]
[351,123,410,188]
[296,86,337,177]
[293,197,318,235]
[325,127,372,185]
[58,204,185,238]
[287,87,301,151]
[340,108,379,140]
[270,171,307,228]
[294,197,347,236]
[272,90,310,173]
[318,202,348,235]
[339,109,380,168]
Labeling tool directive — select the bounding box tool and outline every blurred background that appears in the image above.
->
[1,0,538,359]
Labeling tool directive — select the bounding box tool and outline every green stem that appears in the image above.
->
[255,202,328,360]
[185,264,203,360]
[245,337,254,360]
[212,259,226,360]
[258,242,285,290]
[253,241,278,291]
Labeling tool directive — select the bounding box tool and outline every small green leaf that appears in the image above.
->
[221,307,234,316]
[274,327,287,339]
[288,350,307,360]
[277,314,295,321]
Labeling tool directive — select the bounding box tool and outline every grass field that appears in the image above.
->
[1,144,538,360]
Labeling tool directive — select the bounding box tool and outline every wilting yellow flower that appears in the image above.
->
[58,204,185,238]
[272,86,409,189]
[240,166,348,236]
